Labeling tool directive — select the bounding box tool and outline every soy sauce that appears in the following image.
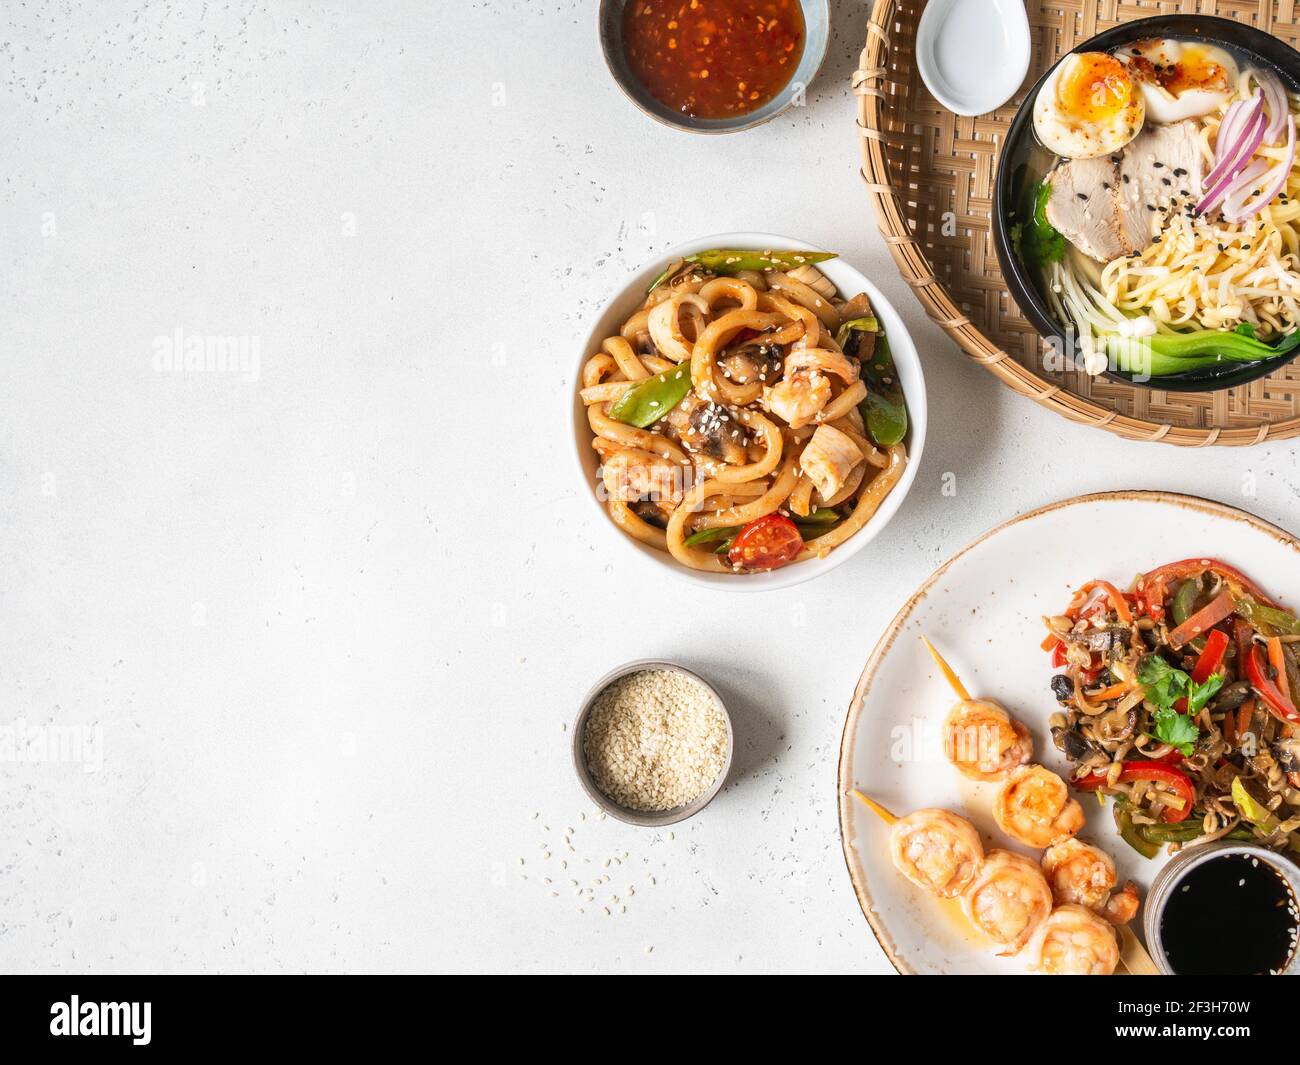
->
[1161,854,1300,974]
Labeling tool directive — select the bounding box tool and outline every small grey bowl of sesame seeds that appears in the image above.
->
[573,659,734,827]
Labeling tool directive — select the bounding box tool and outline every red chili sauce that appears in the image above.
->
[622,0,806,119]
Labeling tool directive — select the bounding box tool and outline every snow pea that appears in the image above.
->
[684,525,741,548]
[684,248,836,274]
[608,364,692,428]
[858,334,908,447]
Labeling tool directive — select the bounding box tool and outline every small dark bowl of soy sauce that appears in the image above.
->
[1145,844,1300,975]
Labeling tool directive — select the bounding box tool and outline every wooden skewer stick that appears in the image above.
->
[921,635,971,701]
[850,788,899,825]
[1118,924,1161,976]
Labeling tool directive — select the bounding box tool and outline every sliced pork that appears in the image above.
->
[1044,156,1128,261]
[1043,119,1207,262]
[1117,120,1205,248]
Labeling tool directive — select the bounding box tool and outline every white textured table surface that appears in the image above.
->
[2,1,1297,975]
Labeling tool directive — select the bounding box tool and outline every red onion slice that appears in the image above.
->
[1198,106,1268,216]
[1223,114,1296,222]
[1202,93,1262,193]
[1256,68,1289,145]
[1219,159,1271,222]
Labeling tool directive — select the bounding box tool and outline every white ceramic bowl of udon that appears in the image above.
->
[570,232,928,592]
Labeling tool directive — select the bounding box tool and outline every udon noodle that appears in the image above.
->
[580,256,908,574]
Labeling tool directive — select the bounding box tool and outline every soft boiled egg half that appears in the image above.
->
[1123,39,1238,123]
[1034,52,1145,159]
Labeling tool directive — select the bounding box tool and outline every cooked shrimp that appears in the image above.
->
[763,369,831,428]
[596,445,684,509]
[1026,904,1120,975]
[889,808,984,898]
[762,348,859,429]
[1041,838,1115,910]
[1042,837,1140,926]
[1104,881,1141,926]
[961,849,1053,956]
[993,764,1085,849]
[942,699,1034,782]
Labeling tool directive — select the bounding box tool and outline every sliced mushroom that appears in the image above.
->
[663,393,748,465]
[717,338,783,386]
[1272,736,1300,774]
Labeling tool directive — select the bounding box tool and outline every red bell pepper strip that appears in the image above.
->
[1168,590,1237,649]
[1173,628,1231,712]
[1139,558,1276,623]
[1075,761,1196,822]
[1245,643,1300,726]
[1191,629,1231,684]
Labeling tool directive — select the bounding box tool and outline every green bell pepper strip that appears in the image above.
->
[1235,596,1300,636]
[608,364,693,428]
[1114,803,1161,859]
[683,525,741,548]
[683,249,836,275]
[1171,578,1201,629]
[858,334,909,447]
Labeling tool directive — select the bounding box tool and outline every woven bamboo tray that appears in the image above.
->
[855,0,1300,446]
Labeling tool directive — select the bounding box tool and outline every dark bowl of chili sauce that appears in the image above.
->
[1148,845,1300,975]
[599,0,829,133]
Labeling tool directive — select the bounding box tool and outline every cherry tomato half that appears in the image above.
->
[727,514,802,572]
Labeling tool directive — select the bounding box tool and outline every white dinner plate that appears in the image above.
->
[837,490,1300,974]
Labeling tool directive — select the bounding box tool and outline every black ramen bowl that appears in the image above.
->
[993,15,1300,392]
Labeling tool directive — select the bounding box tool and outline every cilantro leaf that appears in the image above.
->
[1152,708,1200,757]
[1188,672,1225,714]
[1137,655,1186,710]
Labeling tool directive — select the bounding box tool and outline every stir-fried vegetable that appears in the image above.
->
[1048,557,1300,857]
[857,334,909,447]
[1232,776,1280,833]
[1075,761,1196,823]
[1236,597,1300,636]
[834,316,879,349]
[688,248,835,275]
[607,364,692,428]
[683,525,740,548]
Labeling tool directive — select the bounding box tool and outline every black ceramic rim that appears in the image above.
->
[992,15,1300,393]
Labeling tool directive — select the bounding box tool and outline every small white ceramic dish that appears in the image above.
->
[837,490,1300,974]
[570,232,928,593]
[915,0,1031,117]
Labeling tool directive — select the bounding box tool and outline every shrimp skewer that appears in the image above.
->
[961,849,1053,956]
[1026,904,1120,975]
[994,764,1085,849]
[1041,838,1140,926]
[924,637,1034,781]
[851,791,983,898]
